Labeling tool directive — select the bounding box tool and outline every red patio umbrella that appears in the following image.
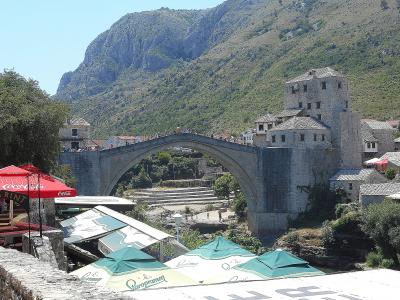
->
[0,165,76,198]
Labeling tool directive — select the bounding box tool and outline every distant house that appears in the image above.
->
[379,152,400,172]
[240,129,255,146]
[275,109,304,123]
[361,122,379,160]
[361,119,396,159]
[360,183,400,206]
[387,120,400,130]
[59,118,91,150]
[395,137,400,151]
[330,168,387,202]
[104,136,143,149]
[267,117,331,149]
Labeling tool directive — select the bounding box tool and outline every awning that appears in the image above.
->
[60,205,171,247]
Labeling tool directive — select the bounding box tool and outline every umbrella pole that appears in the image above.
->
[38,174,42,237]
[28,174,31,255]
[9,198,13,224]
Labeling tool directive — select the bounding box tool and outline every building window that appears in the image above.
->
[322,81,327,90]
[281,135,286,142]
[349,182,353,190]
[314,134,317,141]
[272,135,276,143]
[303,84,308,92]
[338,82,342,89]
[322,134,325,141]
[72,129,78,137]
[300,134,305,141]
[291,86,296,94]
[316,102,321,109]
[345,101,348,108]
[372,142,376,148]
[367,142,371,149]
[299,102,303,108]
[268,124,273,130]
[258,124,264,131]
[317,114,322,120]
[307,103,311,109]
[71,142,79,150]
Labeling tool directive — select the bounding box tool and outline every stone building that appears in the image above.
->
[254,114,277,146]
[361,122,379,160]
[394,137,400,151]
[59,118,91,150]
[284,67,362,168]
[360,183,400,206]
[267,117,331,149]
[361,119,396,159]
[379,152,400,172]
[329,168,387,202]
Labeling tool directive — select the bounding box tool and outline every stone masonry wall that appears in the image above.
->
[0,247,127,300]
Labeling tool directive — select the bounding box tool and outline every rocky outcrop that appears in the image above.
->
[55,0,257,100]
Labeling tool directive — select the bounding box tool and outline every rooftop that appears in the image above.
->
[270,117,328,131]
[362,119,394,130]
[395,137,400,143]
[360,183,400,196]
[66,118,90,126]
[275,109,304,118]
[329,168,380,181]
[380,152,400,167]
[255,113,277,123]
[361,123,378,142]
[286,67,344,84]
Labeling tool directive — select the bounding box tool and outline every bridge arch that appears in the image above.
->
[99,134,259,212]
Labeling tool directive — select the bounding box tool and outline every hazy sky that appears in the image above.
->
[0,0,225,95]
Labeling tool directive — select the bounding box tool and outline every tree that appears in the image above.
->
[130,168,152,189]
[213,174,236,200]
[0,70,68,171]
[361,200,400,267]
[51,164,77,188]
[157,151,171,165]
[232,192,247,219]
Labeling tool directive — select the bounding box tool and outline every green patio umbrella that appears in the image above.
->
[204,249,324,283]
[71,246,196,291]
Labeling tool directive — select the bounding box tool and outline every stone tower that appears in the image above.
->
[284,67,362,168]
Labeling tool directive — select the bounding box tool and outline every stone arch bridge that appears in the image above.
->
[59,133,337,234]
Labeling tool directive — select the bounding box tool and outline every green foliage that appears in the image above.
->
[127,202,149,222]
[385,168,397,180]
[213,173,238,200]
[232,192,247,219]
[130,168,153,189]
[0,70,68,171]
[335,202,360,219]
[50,164,77,188]
[366,249,395,269]
[227,230,266,254]
[180,228,204,250]
[157,151,171,165]
[361,200,400,267]
[321,222,336,247]
[205,204,214,212]
[291,184,347,227]
[331,211,363,235]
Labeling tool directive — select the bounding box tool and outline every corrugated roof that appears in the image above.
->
[361,123,378,142]
[380,152,400,167]
[270,117,328,131]
[255,113,277,123]
[286,67,343,84]
[362,119,394,130]
[275,109,304,118]
[394,137,400,143]
[329,169,379,181]
[360,183,400,196]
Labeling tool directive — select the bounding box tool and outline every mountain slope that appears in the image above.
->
[56,0,400,137]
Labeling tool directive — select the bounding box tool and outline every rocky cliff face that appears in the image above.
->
[56,0,258,101]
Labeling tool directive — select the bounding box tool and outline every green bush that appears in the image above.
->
[335,202,359,219]
[205,204,214,211]
[321,222,336,247]
[232,192,247,219]
[331,211,362,235]
[157,151,171,165]
[385,168,397,180]
[366,250,384,267]
[362,200,400,267]
[130,168,153,189]
[227,230,265,254]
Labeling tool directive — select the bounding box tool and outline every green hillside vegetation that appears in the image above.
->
[57,0,400,137]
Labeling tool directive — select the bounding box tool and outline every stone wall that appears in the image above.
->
[0,247,126,300]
